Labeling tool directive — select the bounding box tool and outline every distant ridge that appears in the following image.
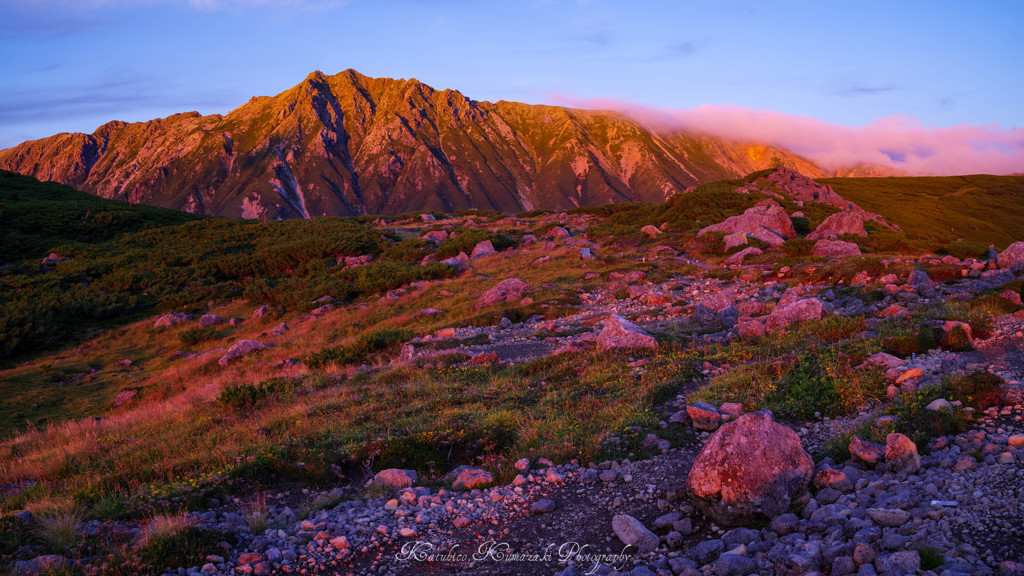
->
[0,69,825,218]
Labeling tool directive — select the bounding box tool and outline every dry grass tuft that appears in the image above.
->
[241,493,270,534]
[34,508,84,549]
[139,510,195,548]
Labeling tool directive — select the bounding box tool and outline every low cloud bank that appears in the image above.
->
[549,96,1024,176]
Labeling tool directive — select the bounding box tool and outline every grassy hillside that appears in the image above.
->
[0,172,460,362]
[820,174,1024,250]
[0,169,203,263]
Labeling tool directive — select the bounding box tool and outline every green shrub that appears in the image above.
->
[698,231,727,255]
[947,371,1004,408]
[306,329,413,368]
[178,326,217,346]
[876,318,936,357]
[938,240,989,260]
[941,324,974,352]
[885,387,967,448]
[791,216,811,236]
[781,237,816,257]
[917,546,945,571]
[137,527,223,570]
[218,377,299,409]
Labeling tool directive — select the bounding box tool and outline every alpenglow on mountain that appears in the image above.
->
[0,69,825,218]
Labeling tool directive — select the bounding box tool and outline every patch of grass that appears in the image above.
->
[938,240,989,260]
[917,546,945,570]
[178,326,218,346]
[306,329,413,368]
[781,237,815,257]
[791,216,811,236]
[218,377,300,410]
[137,519,222,571]
[692,346,886,420]
[435,229,517,259]
[946,371,1005,409]
[876,317,937,357]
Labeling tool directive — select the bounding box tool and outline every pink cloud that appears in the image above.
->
[547,95,1024,176]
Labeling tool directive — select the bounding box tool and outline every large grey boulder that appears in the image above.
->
[697,199,796,243]
[596,314,658,351]
[997,241,1024,270]
[218,340,266,367]
[374,469,418,491]
[884,433,921,474]
[812,239,861,258]
[765,298,823,332]
[476,278,529,309]
[693,292,739,329]
[687,411,813,526]
[807,211,868,239]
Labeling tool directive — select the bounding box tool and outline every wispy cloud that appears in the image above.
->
[0,69,229,127]
[831,82,900,97]
[547,95,1024,176]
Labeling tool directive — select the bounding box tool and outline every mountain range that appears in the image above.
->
[2,69,866,218]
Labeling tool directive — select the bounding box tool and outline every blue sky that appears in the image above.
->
[1,0,1022,164]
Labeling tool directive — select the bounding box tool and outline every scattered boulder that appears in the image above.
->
[807,211,868,239]
[999,289,1022,306]
[374,469,417,491]
[549,226,571,239]
[693,292,739,329]
[723,247,762,265]
[867,507,910,527]
[941,320,974,349]
[875,550,921,573]
[199,314,225,328]
[422,230,448,243]
[812,239,861,258]
[907,269,933,290]
[641,224,663,237]
[113,389,138,407]
[926,398,953,412]
[470,240,496,260]
[611,514,659,553]
[884,433,921,474]
[476,278,530,309]
[440,253,470,271]
[218,340,265,366]
[849,437,885,466]
[765,298,822,332]
[531,499,557,514]
[154,313,189,329]
[252,305,269,319]
[697,199,796,243]
[452,468,493,491]
[687,401,722,431]
[996,241,1024,269]
[596,314,658,351]
[687,411,813,526]
[14,556,71,576]
[736,317,767,340]
[814,468,852,492]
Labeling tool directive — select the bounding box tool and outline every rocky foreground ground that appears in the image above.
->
[7,168,1024,576]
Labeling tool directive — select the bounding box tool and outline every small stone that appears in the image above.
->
[611,514,659,553]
